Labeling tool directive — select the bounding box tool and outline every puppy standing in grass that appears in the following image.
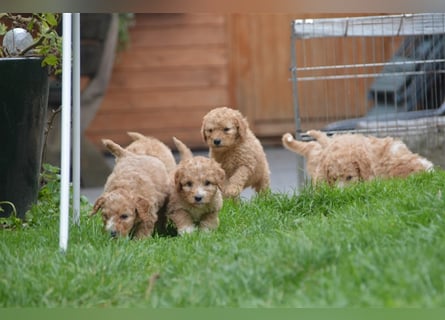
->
[201,106,270,198]
[90,139,170,239]
[167,137,225,235]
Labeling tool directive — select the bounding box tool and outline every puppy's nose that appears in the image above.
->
[194,195,203,202]
[110,231,117,238]
[213,138,221,146]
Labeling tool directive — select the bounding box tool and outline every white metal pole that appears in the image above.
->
[72,13,81,225]
[59,13,72,252]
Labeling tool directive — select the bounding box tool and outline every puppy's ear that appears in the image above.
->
[235,114,248,140]
[90,195,106,216]
[200,121,208,143]
[135,196,152,223]
[174,168,184,193]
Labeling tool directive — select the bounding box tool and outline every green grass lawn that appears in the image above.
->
[1,166,445,307]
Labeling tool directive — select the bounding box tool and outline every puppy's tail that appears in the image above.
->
[127,131,146,142]
[172,137,193,161]
[282,133,318,157]
[102,139,131,159]
[306,130,329,147]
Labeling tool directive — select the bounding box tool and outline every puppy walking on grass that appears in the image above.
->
[90,139,170,239]
[167,137,225,235]
[201,106,270,198]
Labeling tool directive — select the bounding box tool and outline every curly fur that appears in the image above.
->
[90,139,170,239]
[167,137,225,235]
[282,130,433,187]
[312,132,376,186]
[366,135,434,178]
[125,132,176,173]
[201,106,270,198]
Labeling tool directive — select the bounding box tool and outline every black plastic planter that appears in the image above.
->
[0,57,49,219]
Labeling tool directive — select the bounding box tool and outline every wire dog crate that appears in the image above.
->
[290,13,445,146]
[288,13,445,186]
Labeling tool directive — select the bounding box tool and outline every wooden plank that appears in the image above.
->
[227,14,257,128]
[128,26,226,48]
[228,14,297,128]
[135,13,225,27]
[99,87,229,111]
[108,67,228,90]
[113,47,227,69]
[254,14,295,122]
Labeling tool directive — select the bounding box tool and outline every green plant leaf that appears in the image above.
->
[26,20,35,32]
[0,201,21,229]
[44,13,58,27]
[0,23,7,35]
[42,54,58,67]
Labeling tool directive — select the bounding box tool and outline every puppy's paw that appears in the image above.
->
[178,225,197,236]
[224,185,243,198]
[199,219,219,232]
[199,226,217,233]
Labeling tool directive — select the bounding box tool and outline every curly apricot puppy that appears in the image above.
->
[125,132,176,173]
[308,130,434,183]
[201,106,270,198]
[283,130,433,187]
[90,139,170,239]
[167,137,225,235]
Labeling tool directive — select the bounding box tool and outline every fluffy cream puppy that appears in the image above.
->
[166,137,225,235]
[90,139,170,239]
[201,106,270,198]
[282,130,434,187]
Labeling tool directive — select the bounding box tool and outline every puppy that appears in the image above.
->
[282,130,433,187]
[201,106,270,198]
[90,139,170,239]
[166,137,225,235]
[312,131,434,183]
[125,132,176,173]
